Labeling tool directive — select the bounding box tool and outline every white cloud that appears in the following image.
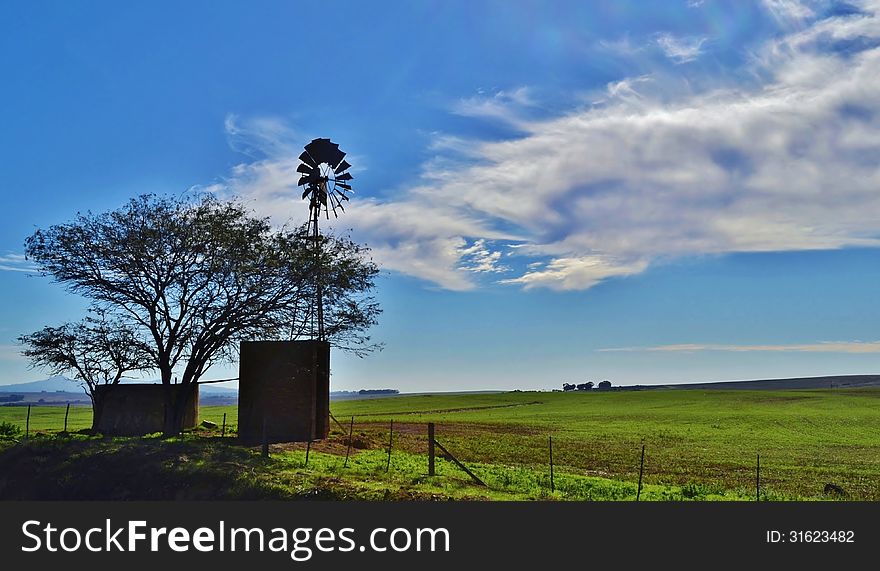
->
[458,239,508,274]
[600,341,880,353]
[655,33,708,63]
[213,2,880,292]
[500,256,647,291]
[610,75,652,98]
[404,1,880,289]
[223,114,300,158]
[452,87,536,125]
[597,34,644,57]
[762,0,816,28]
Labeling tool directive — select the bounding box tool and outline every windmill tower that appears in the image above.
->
[296,138,353,341]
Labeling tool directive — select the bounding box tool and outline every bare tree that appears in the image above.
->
[18,310,153,430]
[24,193,381,435]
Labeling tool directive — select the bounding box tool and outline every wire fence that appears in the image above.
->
[0,405,867,500]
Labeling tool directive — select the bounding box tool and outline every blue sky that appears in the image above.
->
[3,0,880,392]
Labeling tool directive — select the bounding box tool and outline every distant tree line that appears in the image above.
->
[562,380,612,391]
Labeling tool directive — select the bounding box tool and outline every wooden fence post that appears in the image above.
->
[63,402,70,433]
[221,412,227,437]
[385,419,394,472]
[305,439,311,468]
[636,444,645,501]
[25,404,31,439]
[343,416,354,468]
[428,422,435,476]
[549,435,555,493]
[756,453,761,502]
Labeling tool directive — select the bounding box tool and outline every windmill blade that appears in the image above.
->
[305,138,346,168]
[298,139,352,234]
[328,150,345,169]
[305,138,333,157]
[299,150,318,168]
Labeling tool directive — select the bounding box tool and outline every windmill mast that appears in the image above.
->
[297,138,353,343]
[313,179,325,341]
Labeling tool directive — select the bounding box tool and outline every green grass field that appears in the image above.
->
[2,388,879,500]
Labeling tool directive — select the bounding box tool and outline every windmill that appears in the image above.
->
[296,138,353,341]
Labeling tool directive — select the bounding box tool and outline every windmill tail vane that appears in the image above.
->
[296,138,354,341]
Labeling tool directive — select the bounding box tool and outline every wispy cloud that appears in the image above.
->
[451,87,536,125]
[223,114,300,158]
[600,341,880,353]
[762,0,816,28]
[0,253,37,273]
[655,33,708,63]
[500,256,647,291]
[213,2,880,292]
[597,34,644,57]
[458,239,508,273]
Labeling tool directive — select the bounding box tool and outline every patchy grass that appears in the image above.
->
[0,435,760,501]
[2,388,879,500]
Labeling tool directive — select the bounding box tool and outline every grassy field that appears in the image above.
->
[2,388,879,500]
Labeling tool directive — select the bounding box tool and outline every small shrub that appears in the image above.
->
[680,482,709,499]
[0,421,22,438]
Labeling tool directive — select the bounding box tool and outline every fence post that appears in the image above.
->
[549,435,555,493]
[756,454,761,501]
[305,439,311,468]
[25,404,31,439]
[221,412,227,437]
[385,419,394,472]
[261,418,269,458]
[636,444,645,501]
[428,422,435,476]
[343,416,354,468]
[63,402,70,433]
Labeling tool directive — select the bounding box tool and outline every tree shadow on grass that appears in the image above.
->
[0,436,344,500]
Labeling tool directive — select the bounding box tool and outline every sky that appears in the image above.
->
[2,0,880,392]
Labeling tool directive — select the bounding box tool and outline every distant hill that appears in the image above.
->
[655,374,880,391]
[0,376,237,396]
[0,377,401,401]
[0,375,80,393]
